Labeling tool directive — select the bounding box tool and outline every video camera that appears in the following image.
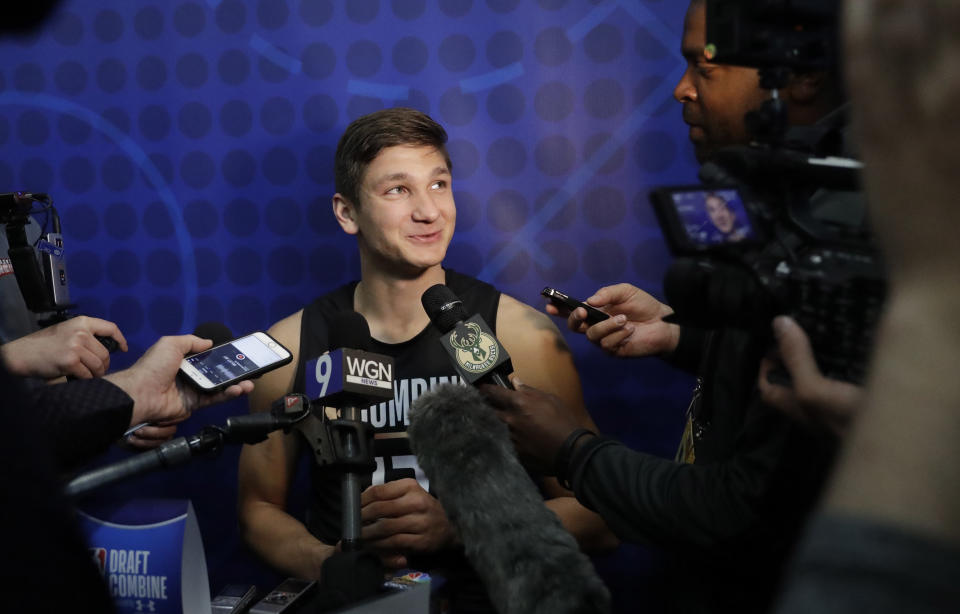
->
[1,191,71,318]
[650,0,886,384]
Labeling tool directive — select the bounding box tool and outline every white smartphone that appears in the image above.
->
[179,331,292,392]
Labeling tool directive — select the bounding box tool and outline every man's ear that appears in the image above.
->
[332,193,359,235]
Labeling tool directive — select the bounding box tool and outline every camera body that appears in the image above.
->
[652,174,885,384]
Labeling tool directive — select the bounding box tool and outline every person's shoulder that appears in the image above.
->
[267,310,304,347]
[496,292,556,334]
[301,280,359,324]
[445,268,498,295]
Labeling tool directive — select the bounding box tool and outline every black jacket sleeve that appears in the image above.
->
[568,397,826,553]
[567,328,835,557]
[28,377,134,470]
[661,326,708,375]
[1,363,117,611]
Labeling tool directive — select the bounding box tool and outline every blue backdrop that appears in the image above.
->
[1,1,701,610]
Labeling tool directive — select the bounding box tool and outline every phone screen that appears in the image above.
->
[667,188,756,247]
[184,335,287,388]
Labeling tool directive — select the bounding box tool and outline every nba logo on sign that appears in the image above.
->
[90,547,107,576]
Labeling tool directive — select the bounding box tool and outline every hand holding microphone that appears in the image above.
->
[480,378,586,476]
[409,383,610,614]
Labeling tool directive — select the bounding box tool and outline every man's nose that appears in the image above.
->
[674,68,697,103]
[412,193,441,221]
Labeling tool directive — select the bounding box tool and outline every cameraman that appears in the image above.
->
[482,1,853,612]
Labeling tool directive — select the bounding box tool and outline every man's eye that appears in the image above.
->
[386,186,406,195]
[696,63,716,78]
[431,181,447,190]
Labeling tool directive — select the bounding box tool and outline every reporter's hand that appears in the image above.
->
[0,316,127,380]
[480,377,583,475]
[105,335,253,429]
[758,316,863,438]
[123,424,179,449]
[546,283,678,358]
[360,478,456,569]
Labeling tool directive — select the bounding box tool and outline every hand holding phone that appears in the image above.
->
[541,287,610,325]
[179,332,292,392]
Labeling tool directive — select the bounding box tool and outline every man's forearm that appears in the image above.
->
[240,502,335,579]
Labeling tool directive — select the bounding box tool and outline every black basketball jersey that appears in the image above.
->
[293,268,500,544]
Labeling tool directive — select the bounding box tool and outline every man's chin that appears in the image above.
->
[693,144,713,164]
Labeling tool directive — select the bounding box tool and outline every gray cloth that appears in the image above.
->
[776,513,960,614]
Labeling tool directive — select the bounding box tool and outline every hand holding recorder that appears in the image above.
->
[544,284,679,359]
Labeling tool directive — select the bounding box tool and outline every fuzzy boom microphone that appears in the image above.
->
[408,383,610,614]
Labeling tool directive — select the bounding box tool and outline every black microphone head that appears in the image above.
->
[192,321,233,346]
[328,311,372,351]
[421,284,469,333]
[409,384,611,614]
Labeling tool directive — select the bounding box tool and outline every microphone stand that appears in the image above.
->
[64,411,303,498]
[294,403,384,610]
[65,427,228,498]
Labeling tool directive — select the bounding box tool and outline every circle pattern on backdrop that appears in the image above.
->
[0,0,694,374]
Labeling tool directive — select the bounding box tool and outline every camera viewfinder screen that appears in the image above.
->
[670,189,755,246]
[185,335,284,386]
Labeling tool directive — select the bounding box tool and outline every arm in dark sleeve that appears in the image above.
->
[28,378,134,470]
[566,399,829,554]
[0,364,116,611]
[661,326,707,374]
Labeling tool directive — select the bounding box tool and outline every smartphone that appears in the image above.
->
[179,332,292,392]
[541,287,610,325]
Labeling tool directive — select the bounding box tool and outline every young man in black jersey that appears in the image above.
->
[237,108,615,610]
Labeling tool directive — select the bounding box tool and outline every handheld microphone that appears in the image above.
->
[421,284,514,389]
[409,384,610,614]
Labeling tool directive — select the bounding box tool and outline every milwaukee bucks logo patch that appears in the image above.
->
[447,321,499,374]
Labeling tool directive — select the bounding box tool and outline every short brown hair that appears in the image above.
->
[334,107,452,208]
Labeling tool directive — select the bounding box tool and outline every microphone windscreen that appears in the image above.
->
[421,284,469,333]
[192,321,233,346]
[409,384,610,614]
[328,311,372,351]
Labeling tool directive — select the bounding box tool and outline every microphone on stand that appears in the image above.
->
[293,311,395,608]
